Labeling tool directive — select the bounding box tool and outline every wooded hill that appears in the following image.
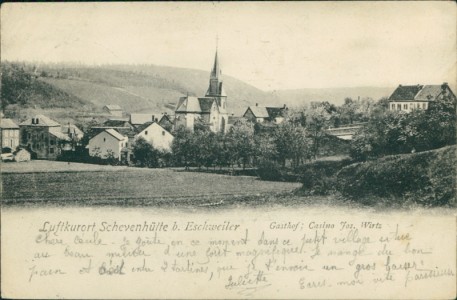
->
[2,62,394,117]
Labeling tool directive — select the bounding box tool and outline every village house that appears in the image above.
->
[88,128,128,161]
[174,50,228,133]
[19,115,78,160]
[61,123,84,143]
[103,104,123,117]
[388,83,456,112]
[243,104,288,124]
[1,118,20,152]
[134,122,174,152]
[157,113,174,131]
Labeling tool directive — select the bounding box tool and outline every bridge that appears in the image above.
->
[326,124,365,140]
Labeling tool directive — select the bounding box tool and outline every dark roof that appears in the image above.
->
[159,114,173,124]
[266,107,285,119]
[103,119,132,127]
[389,85,423,101]
[116,127,137,139]
[198,98,215,112]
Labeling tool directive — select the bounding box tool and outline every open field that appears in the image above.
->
[1,161,301,207]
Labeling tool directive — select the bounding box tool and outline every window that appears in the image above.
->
[4,131,9,138]
[125,142,128,147]
[50,148,54,154]
[423,103,427,109]
[403,104,408,110]
[391,104,395,110]
[103,138,106,142]
[50,140,55,146]
[145,131,148,135]
[162,131,165,136]
[397,104,401,110]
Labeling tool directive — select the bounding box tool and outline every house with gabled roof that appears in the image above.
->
[243,103,288,124]
[174,49,228,133]
[134,122,174,152]
[88,128,128,161]
[1,118,20,151]
[388,83,456,112]
[103,104,123,117]
[19,115,79,159]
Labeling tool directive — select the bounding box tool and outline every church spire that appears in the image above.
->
[210,49,221,79]
[206,46,226,99]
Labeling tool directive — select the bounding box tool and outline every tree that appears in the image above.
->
[226,119,256,169]
[304,104,332,158]
[133,137,160,168]
[272,122,310,167]
[171,126,195,169]
[350,94,456,161]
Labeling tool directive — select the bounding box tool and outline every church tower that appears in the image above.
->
[205,50,227,111]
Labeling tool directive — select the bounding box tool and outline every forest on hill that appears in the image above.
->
[1,61,394,118]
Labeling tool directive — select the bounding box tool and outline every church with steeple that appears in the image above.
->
[174,49,228,133]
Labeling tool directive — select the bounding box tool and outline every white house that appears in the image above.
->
[88,129,128,161]
[388,83,456,112]
[134,122,174,152]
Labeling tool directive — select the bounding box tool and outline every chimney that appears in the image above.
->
[283,104,286,108]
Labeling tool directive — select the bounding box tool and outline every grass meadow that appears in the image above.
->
[1,161,301,207]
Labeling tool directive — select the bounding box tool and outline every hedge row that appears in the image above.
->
[336,145,456,206]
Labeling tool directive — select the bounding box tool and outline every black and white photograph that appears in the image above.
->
[1,2,456,299]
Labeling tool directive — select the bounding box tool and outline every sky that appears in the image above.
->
[1,2,456,91]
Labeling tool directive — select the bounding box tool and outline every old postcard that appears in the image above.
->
[1,2,456,299]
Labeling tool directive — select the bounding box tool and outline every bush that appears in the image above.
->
[296,159,353,195]
[256,160,300,182]
[336,146,456,206]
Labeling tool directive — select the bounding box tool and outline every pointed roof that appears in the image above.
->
[210,50,221,78]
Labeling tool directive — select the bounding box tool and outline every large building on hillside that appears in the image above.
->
[1,118,20,151]
[19,115,80,160]
[388,83,456,112]
[174,50,228,133]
